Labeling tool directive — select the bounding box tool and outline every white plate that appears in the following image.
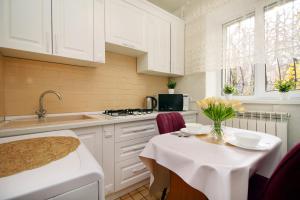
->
[180,128,207,135]
[226,138,272,151]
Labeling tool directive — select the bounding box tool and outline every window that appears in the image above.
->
[265,0,300,91]
[222,15,255,96]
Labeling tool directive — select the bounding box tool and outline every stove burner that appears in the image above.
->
[103,108,153,116]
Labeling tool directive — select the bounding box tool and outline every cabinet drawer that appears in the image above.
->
[115,135,153,162]
[115,157,149,191]
[183,114,197,123]
[115,120,158,142]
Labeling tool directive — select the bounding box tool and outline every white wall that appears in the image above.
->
[175,0,300,149]
[175,72,206,109]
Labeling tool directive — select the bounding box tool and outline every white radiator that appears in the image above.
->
[225,111,289,157]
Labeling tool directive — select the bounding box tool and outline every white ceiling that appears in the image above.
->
[147,0,189,12]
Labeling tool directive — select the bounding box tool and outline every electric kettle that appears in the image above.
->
[145,96,157,110]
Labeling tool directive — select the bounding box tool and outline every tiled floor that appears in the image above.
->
[116,185,157,200]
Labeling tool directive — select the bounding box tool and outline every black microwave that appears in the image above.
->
[158,94,183,111]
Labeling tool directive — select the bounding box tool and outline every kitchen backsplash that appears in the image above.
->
[0,54,4,120]
[1,52,168,116]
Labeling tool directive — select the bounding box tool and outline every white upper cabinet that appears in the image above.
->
[0,0,105,65]
[171,18,185,76]
[93,0,105,63]
[105,0,147,52]
[0,0,52,54]
[52,0,94,61]
[137,14,171,74]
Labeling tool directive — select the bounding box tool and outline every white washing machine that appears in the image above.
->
[0,130,104,200]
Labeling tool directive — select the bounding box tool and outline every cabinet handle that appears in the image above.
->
[132,128,153,133]
[129,147,144,151]
[104,133,113,138]
[132,167,146,174]
[122,144,145,153]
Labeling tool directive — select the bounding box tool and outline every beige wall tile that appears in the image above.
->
[3,52,168,115]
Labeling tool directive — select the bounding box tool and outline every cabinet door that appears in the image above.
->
[72,126,102,165]
[52,0,94,61]
[94,0,105,63]
[115,157,150,192]
[106,0,147,51]
[102,125,115,195]
[0,0,52,54]
[171,18,185,76]
[147,14,171,74]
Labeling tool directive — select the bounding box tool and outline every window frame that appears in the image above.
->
[221,13,256,97]
[218,0,300,101]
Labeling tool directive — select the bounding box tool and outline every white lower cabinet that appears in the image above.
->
[115,120,157,142]
[115,135,153,162]
[115,157,149,191]
[102,125,115,195]
[71,113,197,197]
[72,126,102,165]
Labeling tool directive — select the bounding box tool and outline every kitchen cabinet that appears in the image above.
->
[72,126,103,165]
[136,7,185,76]
[102,125,115,195]
[115,157,149,191]
[52,0,94,61]
[105,0,147,53]
[137,14,171,75]
[115,135,153,162]
[113,119,159,193]
[0,0,52,54]
[171,18,185,76]
[114,120,157,142]
[0,0,105,64]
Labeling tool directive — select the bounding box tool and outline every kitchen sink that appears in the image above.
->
[0,115,103,129]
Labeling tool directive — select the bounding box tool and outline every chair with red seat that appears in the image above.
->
[248,142,300,200]
[156,112,186,134]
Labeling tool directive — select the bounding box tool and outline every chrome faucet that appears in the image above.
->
[36,90,63,119]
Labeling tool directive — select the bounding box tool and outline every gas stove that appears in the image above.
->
[103,108,153,117]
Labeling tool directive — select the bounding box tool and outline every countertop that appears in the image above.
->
[0,111,198,138]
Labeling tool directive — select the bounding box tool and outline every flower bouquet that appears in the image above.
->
[197,97,244,141]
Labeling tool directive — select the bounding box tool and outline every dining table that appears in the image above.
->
[139,126,282,200]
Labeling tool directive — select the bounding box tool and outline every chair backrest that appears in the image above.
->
[262,143,300,200]
[156,112,186,134]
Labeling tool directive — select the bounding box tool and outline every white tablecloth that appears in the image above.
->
[140,127,282,200]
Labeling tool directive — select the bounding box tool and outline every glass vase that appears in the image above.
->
[210,121,224,143]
